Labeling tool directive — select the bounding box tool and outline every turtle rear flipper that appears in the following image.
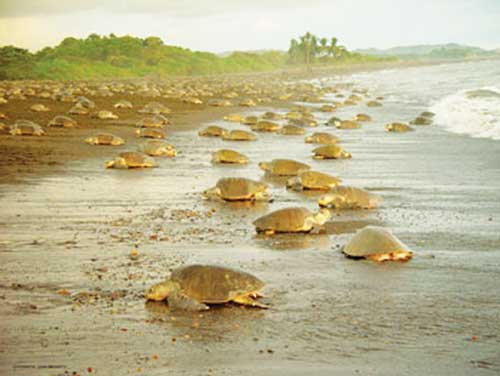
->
[168,291,209,311]
[233,295,269,309]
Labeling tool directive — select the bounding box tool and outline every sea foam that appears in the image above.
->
[430,87,500,140]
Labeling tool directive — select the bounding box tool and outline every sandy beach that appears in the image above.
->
[1,60,500,376]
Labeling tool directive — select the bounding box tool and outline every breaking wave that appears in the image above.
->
[430,87,500,140]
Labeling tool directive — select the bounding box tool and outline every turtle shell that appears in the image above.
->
[137,128,166,139]
[95,133,121,145]
[305,132,339,145]
[171,264,265,304]
[223,130,257,141]
[212,149,248,163]
[142,140,175,156]
[216,178,267,200]
[253,207,313,233]
[48,115,77,128]
[251,121,280,132]
[343,226,411,258]
[336,120,360,129]
[297,171,341,190]
[318,186,382,209]
[280,125,305,135]
[313,145,350,159]
[264,159,310,176]
[119,152,154,167]
[199,126,226,137]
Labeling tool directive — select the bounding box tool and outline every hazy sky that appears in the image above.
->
[1,0,499,52]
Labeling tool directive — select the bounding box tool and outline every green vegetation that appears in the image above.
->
[0,33,389,81]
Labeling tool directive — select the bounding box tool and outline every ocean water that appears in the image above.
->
[323,59,500,140]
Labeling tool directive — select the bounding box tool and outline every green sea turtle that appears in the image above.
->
[30,103,49,112]
[336,120,361,130]
[141,140,176,157]
[199,125,227,137]
[135,128,166,139]
[106,151,157,169]
[251,120,280,132]
[385,123,414,132]
[85,133,125,146]
[114,100,133,109]
[410,116,432,125]
[342,226,413,262]
[146,264,267,310]
[318,186,382,209]
[287,170,341,191]
[203,177,270,201]
[222,130,257,141]
[259,159,310,176]
[212,149,248,164]
[279,125,305,135]
[9,120,45,136]
[91,110,118,120]
[48,115,77,128]
[253,207,331,234]
[305,132,340,145]
[312,145,352,160]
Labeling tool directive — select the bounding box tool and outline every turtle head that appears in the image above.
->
[254,189,272,202]
[258,161,269,171]
[304,136,313,143]
[341,151,352,159]
[385,124,394,132]
[314,208,332,225]
[145,280,178,301]
[202,186,220,200]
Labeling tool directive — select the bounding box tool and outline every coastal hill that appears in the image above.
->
[356,43,499,60]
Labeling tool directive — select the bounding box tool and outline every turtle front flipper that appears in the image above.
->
[233,294,269,309]
[168,291,209,311]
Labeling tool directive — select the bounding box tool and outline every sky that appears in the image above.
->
[0,0,499,53]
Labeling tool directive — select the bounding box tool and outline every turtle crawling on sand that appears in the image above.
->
[203,177,270,202]
[212,149,248,164]
[259,159,310,176]
[30,103,50,112]
[385,122,414,132]
[223,114,245,123]
[342,226,413,262]
[85,133,124,146]
[136,115,169,128]
[146,264,267,311]
[287,170,341,191]
[222,130,257,141]
[48,115,77,128]
[106,152,157,169]
[251,120,280,133]
[253,207,331,235]
[114,100,133,109]
[354,113,372,122]
[199,125,227,137]
[141,140,176,157]
[305,132,340,145]
[410,116,432,126]
[318,186,382,209]
[312,145,352,160]
[135,128,166,139]
[279,125,305,135]
[91,110,118,120]
[336,120,361,130]
[10,120,45,136]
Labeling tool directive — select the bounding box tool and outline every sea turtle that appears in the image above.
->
[141,140,176,157]
[9,120,45,136]
[182,96,203,105]
[410,116,432,125]
[199,125,227,137]
[336,120,361,130]
[76,96,95,109]
[135,128,166,139]
[68,103,89,115]
[212,149,248,164]
[91,110,119,120]
[48,115,77,128]
[385,122,414,132]
[251,120,280,132]
[420,111,435,118]
[318,186,382,209]
[222,130,257,141]
[145,264,267,310]
[342,226,413,262]
[279,125,305,135]
[289,118,318,127]
[305,132,340,145]
[286,170,341,191]
[354,113,371,122]
[106,151,157,169]
[241,116,259,126]
[114,100,133,109]
[209,99,232,107]
[203,177,270,202]
[223,114,245,123]
[326,116,342,126]
[85,133,125,146]
[30,103,49,112]
[139,102,171,115]
[366,100,382,107]
[262,111,283,120]
[259,159,310,176]
[320,104,337,112]
[312,145,352,160]
[253,207,331,235]
[136,115,169,128]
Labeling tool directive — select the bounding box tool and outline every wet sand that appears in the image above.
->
[1,67,500,375]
